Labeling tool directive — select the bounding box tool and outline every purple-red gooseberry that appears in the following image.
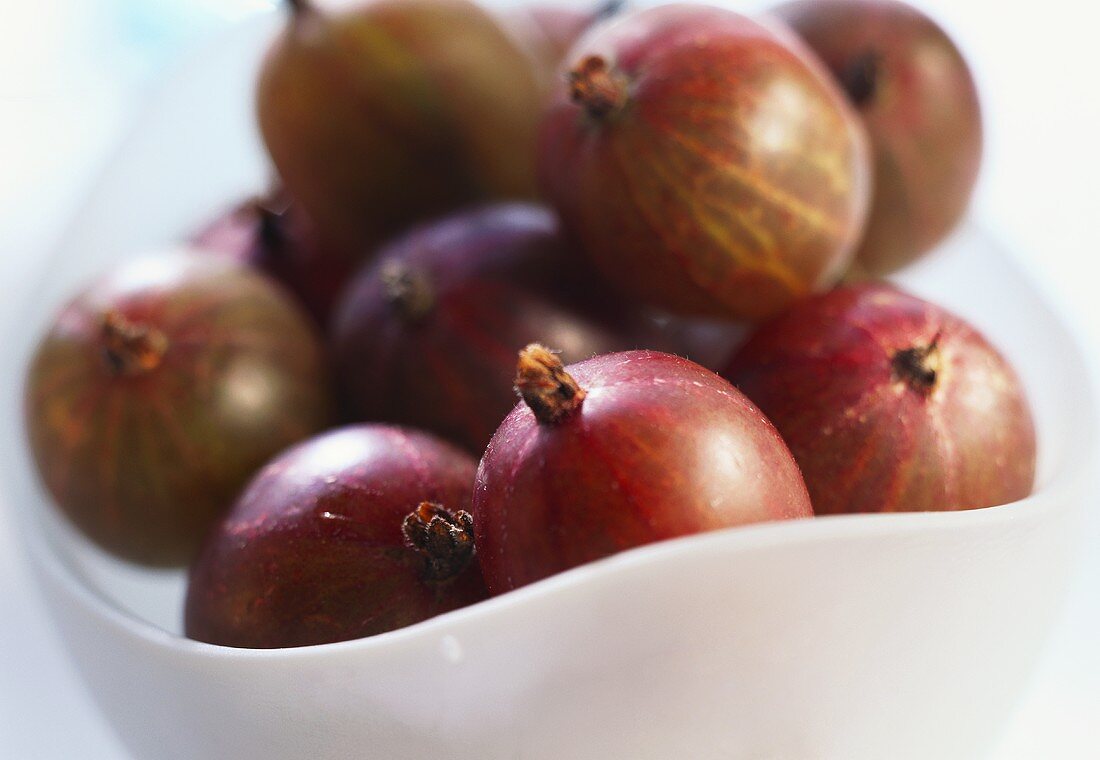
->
[185,425,487,648]
[774,0,983,275]
[24,253,331,565]
[258,0,541,252]
[473,345,813,594]
[330,203,643,453]
[723,283,1035,515]
[192,189,356,328]
[538,3,872,320]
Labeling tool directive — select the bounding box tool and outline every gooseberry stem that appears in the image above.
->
[381,262,435,322]
[569,56,628,119]
[515,344,586,423]
[101,311,168,376]
[891,330,943,395]
[256,201,286,253]
[402,502,476,582]
[840,50,881,107]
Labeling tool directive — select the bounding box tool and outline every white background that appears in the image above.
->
[1,0,1098,757]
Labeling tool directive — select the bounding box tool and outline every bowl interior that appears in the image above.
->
[0,10,1093,646]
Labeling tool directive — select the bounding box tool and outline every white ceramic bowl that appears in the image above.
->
[2,11,1096,760]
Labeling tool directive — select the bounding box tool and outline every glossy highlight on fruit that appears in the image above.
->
[192,190,355,327]
[258,0,542,252]
[538,4,872,320]
[723,283,1035,515]
[331,204,635,453]
[185,425,486,648]
[774,0,983,275]
[473,345,812,594]
[24,252,331,565]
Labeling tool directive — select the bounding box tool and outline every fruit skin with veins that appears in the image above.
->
[23,253,331,566]
[723,283,1035,515]
[538,3,872,320]
[185,425,486,649]
[473,346,813,594]
[330,203,638,453]
[258,0,542,253]
[773,0,983,275]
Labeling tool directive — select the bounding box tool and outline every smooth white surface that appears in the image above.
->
[1,0,1098,758]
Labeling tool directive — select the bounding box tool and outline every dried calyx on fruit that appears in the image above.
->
[514,343,587,423]
[473,345,812,594]
[185,426,487,648]
[99,311,168,375]
[538,3,871,320]
[774,0,983,275]
[258,0,542,253]
[890,331,942,393]
[24,253,331,565]
[723,283,1035,515]
[568,56,629,118]
[379,261,435,322]
[331,204,644,453]
[402,502,477,583]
